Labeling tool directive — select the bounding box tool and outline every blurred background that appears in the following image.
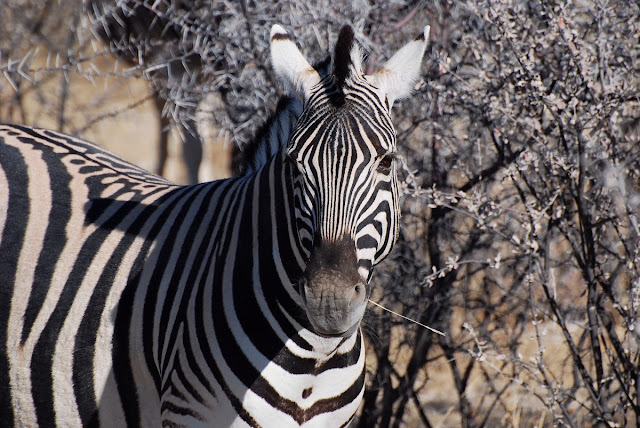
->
[2,0,639,426]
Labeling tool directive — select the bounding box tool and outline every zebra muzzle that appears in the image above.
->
[298,238,368,337]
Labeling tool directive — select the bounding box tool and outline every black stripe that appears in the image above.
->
[333,26,355,88]
[14,125,168,185]
[174,326,206,405]
[249,346,364,424]
[160,184,219,397]
[112,250,148,426]
[161,399,200,421]
[0,138,29,428]
[179,181,240,399]
[270,32,290,41]
[263,161,311,344]
[235,167,285,359]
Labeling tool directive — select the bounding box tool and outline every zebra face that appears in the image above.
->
[287,94,400,336]
[271,24,429,337]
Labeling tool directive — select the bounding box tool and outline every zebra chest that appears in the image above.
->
[158,320,366,427]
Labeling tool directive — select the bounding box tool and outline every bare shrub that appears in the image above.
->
[2,0,639,426]
[359,1,640,427]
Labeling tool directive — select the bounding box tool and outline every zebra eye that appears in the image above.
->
[377,154,395,173]
[286,152,304,172]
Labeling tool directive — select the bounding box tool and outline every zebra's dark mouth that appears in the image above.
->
[312,322,360,338]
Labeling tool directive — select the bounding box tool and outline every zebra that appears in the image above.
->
[0,23,429,427]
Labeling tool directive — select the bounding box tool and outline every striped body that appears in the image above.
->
[0,125,362,426]
[0,24,429,427]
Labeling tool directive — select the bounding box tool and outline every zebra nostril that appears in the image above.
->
[352,283,367,305]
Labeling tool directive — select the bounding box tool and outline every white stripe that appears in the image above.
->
[7,140,52,426]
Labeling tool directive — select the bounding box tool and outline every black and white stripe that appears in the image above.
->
[0,24,428,427]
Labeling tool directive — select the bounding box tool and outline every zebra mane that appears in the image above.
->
[332,25,363,88]
[233,96,303,175]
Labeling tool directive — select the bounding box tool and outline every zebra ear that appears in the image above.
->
[370,26,430,107]
[270,24,322,100]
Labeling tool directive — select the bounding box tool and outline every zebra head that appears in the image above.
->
[271,24,429,337]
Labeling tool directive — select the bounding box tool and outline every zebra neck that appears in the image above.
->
[233,153,309,325]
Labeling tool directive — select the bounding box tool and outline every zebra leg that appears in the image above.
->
[153,92,170,179]
[181,117,203,185]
